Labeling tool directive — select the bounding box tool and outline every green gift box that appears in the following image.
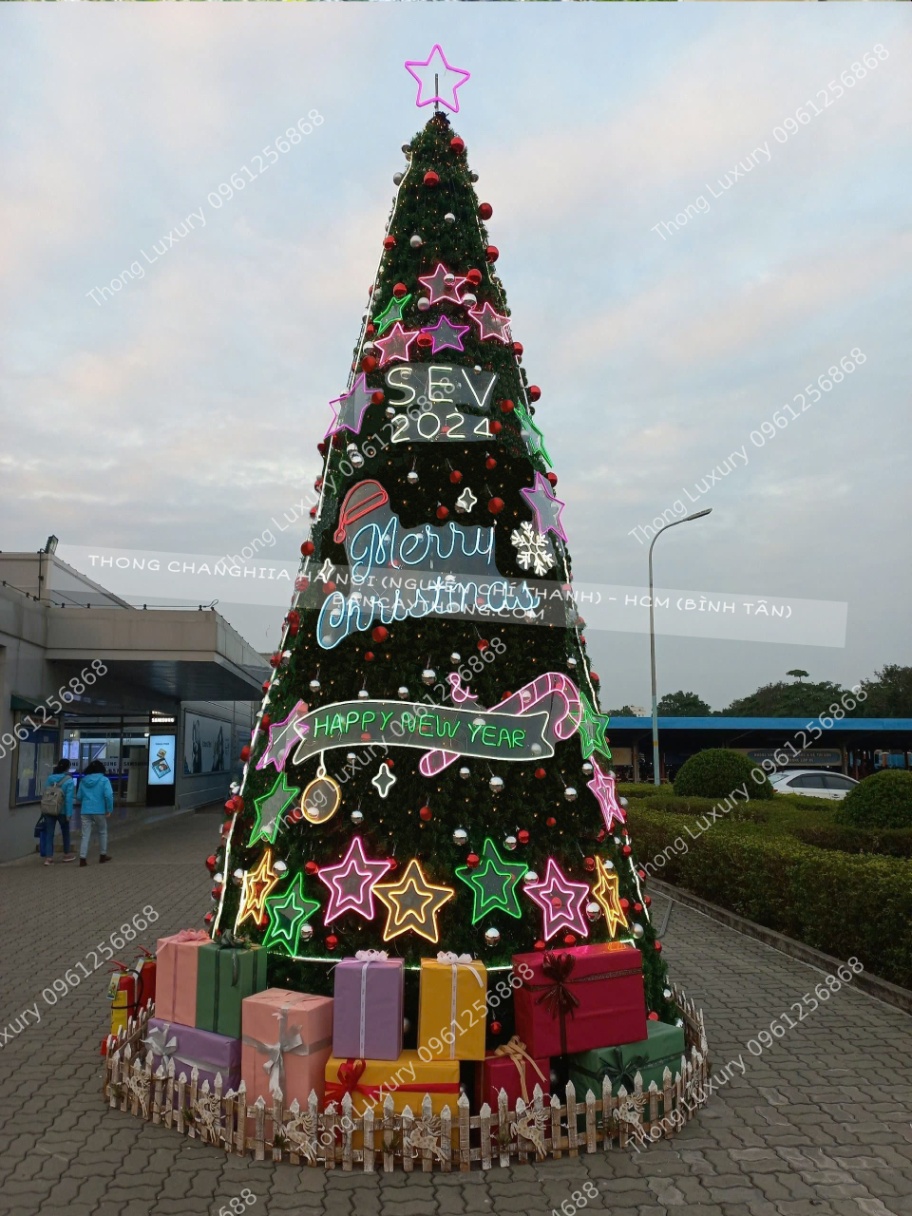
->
[568,1020,686,1099]
[195,942,268,1038]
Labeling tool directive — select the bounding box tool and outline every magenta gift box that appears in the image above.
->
[143,1017,240,1093]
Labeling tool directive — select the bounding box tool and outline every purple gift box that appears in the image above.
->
[144,1017,241,1093]
[332,955,404,1061]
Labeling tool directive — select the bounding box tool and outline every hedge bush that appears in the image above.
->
[790,823,912,859]
[631,806,912,989]
[673,748,774,800]
[837,770,912,830]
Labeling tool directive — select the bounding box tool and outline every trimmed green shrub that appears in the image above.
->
[673,748,774,800]
[837,770,912,830]
[791,823,912,859]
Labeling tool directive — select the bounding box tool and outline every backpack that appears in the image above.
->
[40,779,69,817]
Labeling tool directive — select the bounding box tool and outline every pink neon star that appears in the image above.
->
[588,760,626,833]
[256,700,310,774]
[468,301,512,344]
[374,321,419,366]
[524,858,590,941]
[422,315,470,354]
[404,45,471,115]
[317,836,392,924]
[418,263,467,306]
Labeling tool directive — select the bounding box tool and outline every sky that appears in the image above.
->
[1,7,910,712]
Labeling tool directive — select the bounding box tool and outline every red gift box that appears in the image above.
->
[475,1037,550,1111]
[513,944,646,1057]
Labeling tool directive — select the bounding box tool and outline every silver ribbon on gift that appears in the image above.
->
[354,949,388,961]
[143,1022,228,1080]
[434,954,484,1059]
[354,954,391,1056]
[242,1002,332,1101]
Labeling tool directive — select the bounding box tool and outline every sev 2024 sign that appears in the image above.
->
[385,363,497,444]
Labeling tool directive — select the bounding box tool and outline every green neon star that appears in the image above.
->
[578,692,612,762]
[262,872,320,955]
[455,837,528,924]
[248,773,300,847]
[515,403,552,469]
[374,292,413,335]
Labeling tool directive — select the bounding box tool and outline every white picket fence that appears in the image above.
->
[102,985,709,1171]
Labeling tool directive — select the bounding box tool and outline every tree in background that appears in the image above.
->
[858,666,912,718]
[723,679,846,717]
[786,669,809,682]
[657,690,712,716]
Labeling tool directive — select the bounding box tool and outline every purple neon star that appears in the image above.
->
[404,45,471,115]
[374,322,420,366]
[326,373,373,439]
[587,760,626,833]
[467,301,512,344]
[418,263,467,306]
[524,858,590,941]
[422,315,470,355]
[256,700,310,774]
[520,472,568,543]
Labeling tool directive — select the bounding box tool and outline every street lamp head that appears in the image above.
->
[684,509,712,522]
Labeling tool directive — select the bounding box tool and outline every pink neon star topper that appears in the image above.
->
[418,263,467,306]
[468,301,512,344]
[524,857,590,941]
[404,45,471,115]
[587,759,626,833]
[374,322,420,366]
[317,836,392,924]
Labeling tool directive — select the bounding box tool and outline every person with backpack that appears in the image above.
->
[39,759,77,866]
[75,758,114,866]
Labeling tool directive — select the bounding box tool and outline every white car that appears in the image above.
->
[768,769,858,801]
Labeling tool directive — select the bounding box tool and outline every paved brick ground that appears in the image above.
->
[1,811,911,1216]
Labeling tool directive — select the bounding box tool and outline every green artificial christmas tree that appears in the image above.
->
[211,53,679,1055]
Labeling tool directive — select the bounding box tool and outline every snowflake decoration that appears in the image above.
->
[510,521,556,577]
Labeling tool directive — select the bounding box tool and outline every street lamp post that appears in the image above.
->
[648,509,712,786]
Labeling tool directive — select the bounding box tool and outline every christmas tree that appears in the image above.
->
[211,46,677,1044]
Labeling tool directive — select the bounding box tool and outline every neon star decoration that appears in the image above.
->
[236,849,281,930]
[468,301,512,344]
[374,858,455,944]
[317,836,391,924]
[371,762,397,798]
[326,373,374,439]
[592,858,629,938]
[524,857,590,941]
[422,315,470,355]
[418,263,467,306]
[374,322,419,366]
[521,472,567,542]
[455,837,528,923]
[455,487,477,513]
[404,45,471,115]
[248,773,300,847]
[374,292,412,335]
[262,872,320,955]
[515,403,552,468]
[578,692,611,763]
[256,700,310,774]
[587,759,625,832]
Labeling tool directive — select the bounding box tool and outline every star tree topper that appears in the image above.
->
[374,858,455,944]
[404,45,471,114]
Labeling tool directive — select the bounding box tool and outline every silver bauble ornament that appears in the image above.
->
[469,172,479,183]
[351,453,364,469]
[444,212,456,224]
[484,927,501,947]
[229,782,240,794]
[586,900,601,922]
[450,651,461,665]
[417,296,431,312]
[564,786,578,802]
[213,872,224,885]
[397,686,410,699]
[409,234,423,249]
[524,870,538,885]
[351,809,364,826]
[421,668,436,685]
[567,657,577,669]
[581,762,593,777]
[309,678,321,693]
[473,365,482,374]
[549,1069,560,1087]
[504,835,517,851]
[444,273,456,285]
[632,923,645,940]
[299,923,314,942]
[407,470,419,485]
[393,172,403,185]
[489,775,504,794]
[402,1017,411,1034]
[675,1018,684,1028]
[663,988,673,1001]
[459,766,471,781]
[274,860,288,875]
[358,689,370,700]
[602,859,615,871]
[461,292,477,307]
[453,828,468,846]
[346,752,356,763]
[362,341,375,354]
[401,145,411,155]
[608,770,617,779]
[531,743,542,755]
[233,868,245,883]
[385,406,396,418]
[620,798,629,808]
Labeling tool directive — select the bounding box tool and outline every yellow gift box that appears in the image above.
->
[417,956,487,1061]
[324,1051,460,1120]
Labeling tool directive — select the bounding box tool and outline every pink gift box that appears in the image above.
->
[155,930,210,1026]
[241,988,334,1107]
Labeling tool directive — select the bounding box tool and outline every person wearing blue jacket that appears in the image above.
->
[40,759,77,865]
[75,759,114,866]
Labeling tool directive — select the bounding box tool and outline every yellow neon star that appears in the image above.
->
[374,858,455,944]
[236,848,280,930]
[592,857,629,938]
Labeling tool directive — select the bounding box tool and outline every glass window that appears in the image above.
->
[823,774,856,790]
[791,773,827,789]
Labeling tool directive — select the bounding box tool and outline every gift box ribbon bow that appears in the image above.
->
[354,949,388,961]
[492,1036,548,1104]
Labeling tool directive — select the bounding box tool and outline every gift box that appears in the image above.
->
[333,955,403,1061]
[417,954,487,1061]
[241,989,334,1106]
[513,944,646,1057]
[156,930,210,1026]
[196,941,268,1039]
[475,1036,550,1111]
[568,1020,686,1100]
[144,1017,241,1093]
[324,1051,460,1120]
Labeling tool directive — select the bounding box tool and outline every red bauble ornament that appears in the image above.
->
[383,236,396,250]
[466,853,480,869]
[517,829,530,845]
[499,399,515,413]
[490,1020,502,1035]
[512,341,524,357]
[644,895,652,907]
[364,650,375,662]
[583,856,595,872]
[326,935,339,950]
[419,805,432,822]
[317,441,327,456]
[261,714,271,730]
[366,323,376,337]
[393,282,408,298]
[637,869,647,881]
[478,202,493,220]
[648,1010,660,1021]
[360,732,371,742]
[654,942,663,953]
[449,470,463,485]
[546,816,557,827]
[563,934,577,946]
[204,912,214,925]
[596,829,607,843]
[488,497,504,515]
[477,639,489,652]
[591,672,600,684]
[301,541,315,557]
[489,419,503,434]
[372,626,389,643]
[211,885,222,900]
[620,898,630,911]
[361,355,378,373]
[240,746,251,761]
[417,333,433,350]
[371,390,384,405]
[485,245,499,263]
[323,581,336,595]
[269,653,283,668]
[206,854,217,873]
[466,268,482,287]
[534,768,546,780]
[304,861,319,876]
[528,386,541,402]
[633,902,643,913]
[309,507,317,519]
[622,845,632,856]
[546,472,558,487]
[423,170,439,187]
[550,896,562,910]
[450,136,465,154]
[386,858,398,872]
[485,456,497,470]
[436,505,450,520]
